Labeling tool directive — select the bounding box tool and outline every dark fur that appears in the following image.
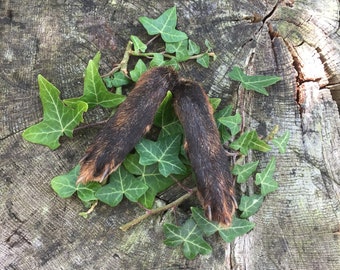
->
[77,67,178,184]
[172,79,236,226]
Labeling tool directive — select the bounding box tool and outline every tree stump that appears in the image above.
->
[1,0,339,269]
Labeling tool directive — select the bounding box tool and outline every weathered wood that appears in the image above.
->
[1,0,339,269]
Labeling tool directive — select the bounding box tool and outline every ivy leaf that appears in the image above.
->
[77,182,101,202]
[214,105,233,121]
[214,105,233,143]
[191,207,221,236]
[232,161,259,183]
[22,75,88,150]
[165,40,190,61]
[227,66,281,96]
[255,157,278,196]
[130,59,147,82]
[65,57,126,109]
[135,135,186,177]
[150,53,165,67]
[218,218,255,242]
[188,39,200,55]
[104,71,131,88]
[249,136,272,153]
[218,113,242,136]
[92,51,101,69]
[272,131,290,153]
[204,39,213,51]
[95,166,148,207]
[191,207,254,242]
[163,218,212,260]
[139,6,188,43]
[123,153,175,208]
[130,35,147,52]
[230,130,271,155]
[239,194,264,218]
[154,91,182,138]
[196,53,210,68]
[51,165,79,198]
[229,131,255,155]
[209,98,221,111]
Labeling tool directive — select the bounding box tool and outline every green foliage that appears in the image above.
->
[139,6,188,43]
[163,218,212,259]
[22,75,88,150]
[65,54,126,108]
[123,153,175,208]
[23,6,287,260]
[135,135,187,177]
[95,166,148,207]
[255,157,278,196]
[228,66,282,96]
[239,195,264,218]
[191,207,255,241]
[272,131,290,153]
[232,161,259,184]
[230,130,271,155]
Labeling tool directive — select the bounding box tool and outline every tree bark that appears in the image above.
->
[1,0,339,269]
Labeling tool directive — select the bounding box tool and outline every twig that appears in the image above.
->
[101,41,133,77]
[79,200,98,218]
[120,187,197,232]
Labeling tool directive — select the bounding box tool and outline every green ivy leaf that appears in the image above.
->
[123,153,175,208]
[92,51,101,69]
[130,35,147,52]
[255,158,278,196]
[239,194,264,218]
[272,131,290,153]
[150,53,165,67]
[230,130,271,155]
[227,66,281,96]
[196,53,210,68]
[249,136,272,153]
[95,166,148,207]
[66,56,126,109]
[218,218,255,242]
[130,59,147,82]
[214,105,233,121]
[77,182,101,202]
[191,207,254,242]
[191,207,222,236]
[209,98,221,111]
[232,161,259,183]
[229,131,255,155]
[139,6,188,43]
[218,113,242,136]
[22,75,88,150]
[165,40,190,62]
[188,39,200,55]
[135,135,187,177]
[214,105,233,143]
[204,39,213,51]
[154,92,182,138]
[105,71,131,88]
[51,165,79,198]
[163,218,212,260]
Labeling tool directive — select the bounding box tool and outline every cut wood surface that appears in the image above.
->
[1,0,339,269]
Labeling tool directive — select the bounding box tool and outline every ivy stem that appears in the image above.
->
[119,187,198,232]
[79,200,98,218]
[101,41,133,78]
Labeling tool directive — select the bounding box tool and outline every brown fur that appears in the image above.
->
[77,67,178,184]
[172,79,236,226]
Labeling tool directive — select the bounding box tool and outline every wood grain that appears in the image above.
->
[1,0,339,269]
